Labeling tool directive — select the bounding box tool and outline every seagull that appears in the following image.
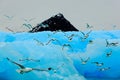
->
[62,44,73,51]
[23,18,36,23]
[5,27,14,33]
[53,31,58,34]
[79,57,90,65]
[105,39,119,47]
[46,38,61,45]
[80,30,92,41]
[106,51,112,57]
[53,30,62,34]
[22,23,33,29]
[99,67,110,71]
[7,58,52,74]
[92,62,104,67]
[86,23,93,29]
[64,34,75,41]
[4,15,14,20]
[33,39,44,46]
[19,58,40,62]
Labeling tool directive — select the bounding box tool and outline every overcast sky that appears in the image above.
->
[0,0,120,32]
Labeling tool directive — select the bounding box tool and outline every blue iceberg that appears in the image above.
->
[0,30,120,80]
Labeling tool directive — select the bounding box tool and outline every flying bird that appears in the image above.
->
[92,62,104,67]
[106,50,112,57]
[62,44,73,51]
[22,23,33,29]
[19,58,40,62]
[33,39,44,46]
[46,38,61,45]
[80,30,92,41]
[64,34,75,41]
[23,18,36,23]
[53,30,62,34]
[7,57,52,74]
[105,39,119,47]
[5,27,14,33]
[79,57,90,65]
[86,23,93,29]
[4,15,14,20]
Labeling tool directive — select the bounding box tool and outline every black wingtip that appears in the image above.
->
[48,67,53,71]
[6,57,10,60]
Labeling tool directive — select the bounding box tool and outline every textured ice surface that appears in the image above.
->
[0,30,120,80]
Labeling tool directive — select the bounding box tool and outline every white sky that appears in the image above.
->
[0,0,120,32]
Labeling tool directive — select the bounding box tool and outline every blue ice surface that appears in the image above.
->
[0,30,120,80]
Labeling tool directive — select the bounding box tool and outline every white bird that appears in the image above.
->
[64,34,75,41]
[4,15,14,20]
[33,39,44,46]
[80,30,92,41]
[79,57,90,65]
[22,23,33,29]
[53,30,62,34]
[5,27,14,33]
[46,38,61,45]
[92,62,104,67]
[105,39,119,47]
[7,58,52,74]
[106,51,112,57]
[62,44,73,51]
[86,23,93,29]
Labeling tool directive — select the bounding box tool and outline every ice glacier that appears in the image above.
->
[0,30,120,80]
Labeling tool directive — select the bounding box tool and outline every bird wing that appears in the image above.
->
[46,40,51,45]
[80,31,85,36]
[56,63,64,70]
[105,39,109,46]
[86,23,89,28]
[79,57,84,61]
[7,58,25,69]
[32,68,48,71]
[86,57,90,62]
[87,30,92,35]
[6,27,14,32]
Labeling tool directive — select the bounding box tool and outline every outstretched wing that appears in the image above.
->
[86,23,90,28]
[87,30,92,35]
[85,57,90,62]
[32,68,47,71]
[105,39,109,46]
[6,57,25,69]
[32,67,53,71]
[80,31,85,36]
[79,57,84,62]
[46,38,56,45]
[6,27,14,33]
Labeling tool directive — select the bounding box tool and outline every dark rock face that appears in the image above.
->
[29,13,79,32]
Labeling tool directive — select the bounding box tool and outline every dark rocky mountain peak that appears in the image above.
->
[29,13,79,32]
